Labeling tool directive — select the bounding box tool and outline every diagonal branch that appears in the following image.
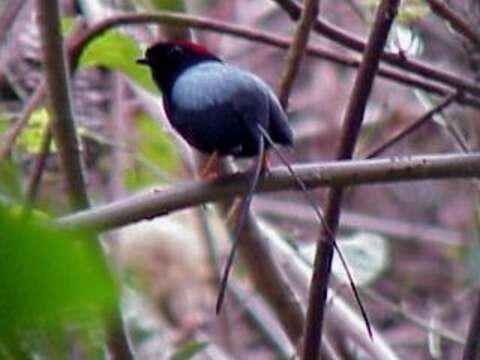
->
[278,0,321,107]
[301,1,401,358]
[364,91,459,158]
[425,0,480,48]
[272,0,480,98]
[68,12,480,109]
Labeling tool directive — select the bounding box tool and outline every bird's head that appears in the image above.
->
[137,41,221,91]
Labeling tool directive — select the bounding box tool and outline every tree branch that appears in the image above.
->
[57,152,480,231]
[36,1,131,358]
[36,1,89,210]
[3,8,480,162]
[278,0,321,107]
[68,12,480,109]
[364,91,458,158]
[301,1,400,358]
[425,0,480,48]
[272,0,480,98]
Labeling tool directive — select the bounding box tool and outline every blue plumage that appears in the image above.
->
[138,41,293,157]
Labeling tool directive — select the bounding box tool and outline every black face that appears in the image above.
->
[137,41,221,92]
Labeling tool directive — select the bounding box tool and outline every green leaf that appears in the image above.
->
[0,207,117,338]
[0,161,22,202]
[60,16,76,35]
[17,108,56,154]
[79,30,157,92]
[134,0,185,11]
[0,113,8,136]
[170,341,208,360]
[125,112,179,189]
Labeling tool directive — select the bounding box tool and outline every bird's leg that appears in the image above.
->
[199,151,219,179]
[260,151,271,174]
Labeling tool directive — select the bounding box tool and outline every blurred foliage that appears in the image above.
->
[387,24,424,57]
[0,161,22,203]
[125,112,179,189]
[362,0,429,23]
[79,30,158,93]
[170,341,209,360]
[464,242,480,283]
[60,16,76,35]
[133,0,185,11]
[303,231,390,286]
[0,113,8,136]
[0,206,117,356]
[17,108,56,154]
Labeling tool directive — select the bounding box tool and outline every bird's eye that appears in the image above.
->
[169,45,183,57]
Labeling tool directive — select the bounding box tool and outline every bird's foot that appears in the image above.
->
[199,151,219,179]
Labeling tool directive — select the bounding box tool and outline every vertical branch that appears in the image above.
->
[278,0,321,108]
[36,0,89,210]
[36,1,132,359]
[301,1,400,359]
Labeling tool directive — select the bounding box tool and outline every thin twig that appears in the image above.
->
[301,1,400,358]
[363,289,464,345]
[425,0,480,48]
[255,198,464,247]
[67,12,480,109]
[0,0,24,45]
[272,0,480,98]
[278,0,321,107]
[2,9,480,161]
[0,84,45,160]
[0,20,86,161]
[57,152,480,232]
[364,91,459,159]
[23,128,52,216]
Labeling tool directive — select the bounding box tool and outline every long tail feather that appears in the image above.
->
[216,135,265,314]
[257,124,373,339]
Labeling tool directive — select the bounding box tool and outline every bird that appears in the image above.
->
[137,40,293,312]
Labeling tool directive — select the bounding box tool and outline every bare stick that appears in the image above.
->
[425,0,480,48]
[364,92,459,159]
[301,1,400,358]
[278,0,321,107]
[273,0,480,98]
[57,152,480,232]
[23,128,52,216]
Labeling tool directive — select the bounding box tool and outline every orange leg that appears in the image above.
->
[200,151,219,179]
[260,152,271,174]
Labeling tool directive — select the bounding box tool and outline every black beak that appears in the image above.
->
[136,58,149,65]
